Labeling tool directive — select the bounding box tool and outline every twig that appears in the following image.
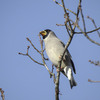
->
[88,79,100,83]
[50,64,55,78]
[61,0,79,57]
[26,38,41,54]
[56,24,65,26]
[26,37,48,60]
[18,46,44,66]
[19,35,56,83]
[89,60,100,66]
[53,0,77,16]
[72,0,81,31]
[78,1,100,46]
[79,1,86,33]
[87,16,100,37]
[75,27,100,34]
[76,24,100,46]
[75,2,100,46]
[0,88,5,100]
[62,0,74,36]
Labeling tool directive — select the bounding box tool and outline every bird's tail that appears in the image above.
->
[69,75,77,89]
[64,67,77,89]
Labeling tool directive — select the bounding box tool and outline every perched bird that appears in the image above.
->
[40,29,77,89]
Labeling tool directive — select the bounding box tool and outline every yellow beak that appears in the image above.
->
[39,31,47,36]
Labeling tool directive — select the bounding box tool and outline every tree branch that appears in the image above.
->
[26,38,41,54]
[89,60,100,66]
[87,16,100,37]
[53,0,77,16]
[88,79,100,83]
[18,46,44,66]
[76,24,100,46]
[79,1,86,33]
[75,27,100,34]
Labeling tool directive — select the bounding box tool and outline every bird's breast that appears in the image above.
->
[44,37,66,66]
[46,47,59,66]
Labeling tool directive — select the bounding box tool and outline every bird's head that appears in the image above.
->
[39,29,52,39]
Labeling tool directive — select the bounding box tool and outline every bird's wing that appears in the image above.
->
[60,41,76,74]
[70,58,76,74]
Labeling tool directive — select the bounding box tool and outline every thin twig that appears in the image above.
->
[61,0,79,58]
[89,60,100,66]
[62,0,74,36]
[19,36,56,83]
[77,0,100,46]
[79,2,86,33]
[75,3,100,46]
[27,37,48,60]
[56,24,65,26]
[53,0,77,15]
[18,46,44,66]
[76,24,100,46]
[64,14,71,36]
[87,16,100,37]
[26,37,41,54]
[71,0,81,31]
[75,27,100,34]
[88,79,100,83]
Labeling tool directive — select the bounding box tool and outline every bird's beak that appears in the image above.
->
[39,31,47,36]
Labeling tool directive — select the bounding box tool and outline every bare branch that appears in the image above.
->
[62,0,74,36]
[53,0,77,16]
[77,1,100,46]
[88,79,100,83]
[26,37,41,54]
[18,46,44,66]
[77,25,100,46]
[19,35,56,84]
[74,15,100,46]
[87,16,100,37]
[26,37,48,60]
[56,24,65,26]
[55,69,60,100]
[89,60,100,66]
[75,27,100,34]
[72,0,81,31]
[79,2,86,33]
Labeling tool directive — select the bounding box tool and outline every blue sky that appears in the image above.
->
[0,0,100,100]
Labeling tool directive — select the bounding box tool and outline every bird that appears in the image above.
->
[39,29,77,89]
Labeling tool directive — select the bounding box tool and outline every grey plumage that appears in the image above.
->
[40,29,77,89]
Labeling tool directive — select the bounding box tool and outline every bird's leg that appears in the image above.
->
[56,67,64,72]
[56,55,65,72]
[56,55,63,72]
[52,64,54,73]
[50,64,55,78]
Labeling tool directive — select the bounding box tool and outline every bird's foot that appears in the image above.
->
[56,67,63,72]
